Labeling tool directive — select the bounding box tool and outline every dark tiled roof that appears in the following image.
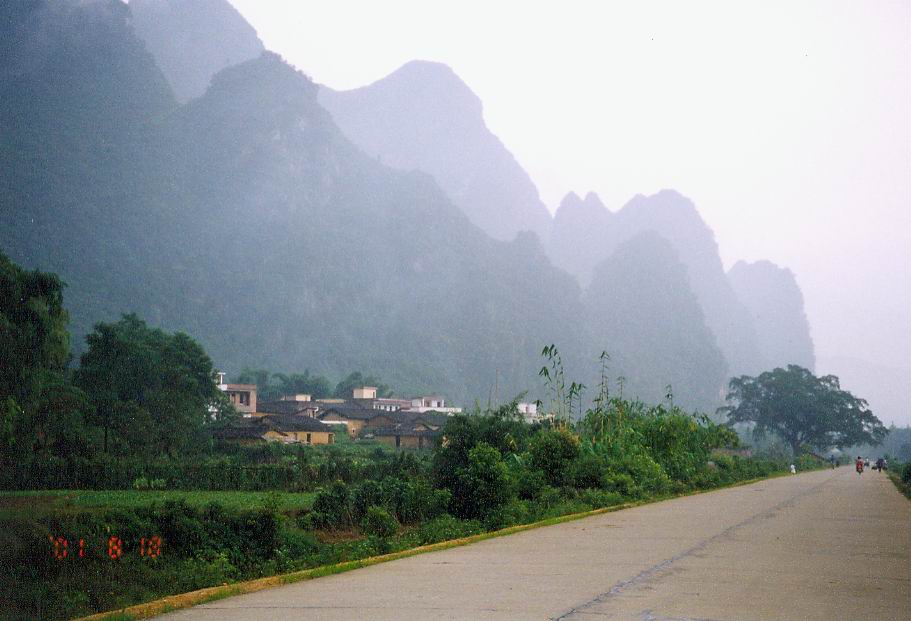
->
[257,400,318,416]
[318,403,383,421]
[370,425,442,438]
[413,412,451,428]
[265,414,333,433]
[210,420,271,440]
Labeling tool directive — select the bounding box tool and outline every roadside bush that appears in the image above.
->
[416,515,483,545]
[484,498,531,530]
[351,480,383,522]
[513,463,547,500]
[361,506,398,538]
[311,481,352,530]
[577,488,624,509]
[449,442,514,520]
[571,453,608,489]
[902,462,911,486]
[530,428,580,486]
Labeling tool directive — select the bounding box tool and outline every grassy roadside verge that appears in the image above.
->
[75,468,800,621]
[887,468,911,500]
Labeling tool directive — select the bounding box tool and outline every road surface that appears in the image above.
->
[157,467,911,620]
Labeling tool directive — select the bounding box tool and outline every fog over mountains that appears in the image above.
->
[319,61,553,243]
[1,0,816,413]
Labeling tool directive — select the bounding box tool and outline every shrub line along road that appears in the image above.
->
[156,468,911,620]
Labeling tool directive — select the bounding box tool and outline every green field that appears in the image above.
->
[0,489,316,519]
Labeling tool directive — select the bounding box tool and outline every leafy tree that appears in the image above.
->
[234,368,332,400]
[76,314,222,456]
[432,407,533,495]
[451,442,513,520]
[721,365,887,455]
[0,251,81,464]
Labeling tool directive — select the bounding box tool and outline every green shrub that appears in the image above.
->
[416,515,482,545]
[361,506,399,538]
[530,428,580,486]
[902,462,911,486]
[351,480,383,522]
[513,464,547,500]
[311,481,351,530]
[577,488,624,508]
[484,499,531,530]
[571,453,607,489]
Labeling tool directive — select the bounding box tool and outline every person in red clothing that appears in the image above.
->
[855,456,864,474]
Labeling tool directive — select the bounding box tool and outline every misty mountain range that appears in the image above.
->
[0,0,815,412]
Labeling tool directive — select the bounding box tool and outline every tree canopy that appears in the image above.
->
[720,365,886,454]
[76,314,223,456]
[0,251,82,464]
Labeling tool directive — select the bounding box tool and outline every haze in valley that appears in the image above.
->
[229,0,911,425]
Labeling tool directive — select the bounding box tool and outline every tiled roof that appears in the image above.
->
[317,403,383,421]
[257,400,318,416]
[370,425,442,438]
[210,420,271,440]
[264,414,333,433]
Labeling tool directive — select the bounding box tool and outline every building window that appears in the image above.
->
[306,433,311,444]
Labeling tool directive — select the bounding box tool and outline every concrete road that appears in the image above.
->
[157,468,911,620]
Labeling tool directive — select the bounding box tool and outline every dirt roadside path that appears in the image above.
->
[155,467,911,620]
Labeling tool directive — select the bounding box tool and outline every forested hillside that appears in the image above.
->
[0,0,813,412]
[1,1,588,406]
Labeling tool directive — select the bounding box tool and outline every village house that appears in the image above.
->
[213,381,459,446]
[256,396,319,418]
[317,403,399,438]
[211,413,335,445]
[408,395,462,414]
[371,426,441,449]
[215,371,257,416]
[261,415,335,445]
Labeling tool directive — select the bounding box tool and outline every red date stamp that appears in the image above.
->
[49,535,162,559]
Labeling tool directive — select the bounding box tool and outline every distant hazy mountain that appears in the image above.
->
[549,192,613,285]
[130,0,264,102]
[1,1,586,405]
[728,260,815,371]
[550,189,766,377]
[318,61,553,243]
[584,232,727,411]
[0,0,757,412]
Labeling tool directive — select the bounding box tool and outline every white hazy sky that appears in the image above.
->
[229,1,911,423]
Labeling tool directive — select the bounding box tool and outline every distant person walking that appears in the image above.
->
[876,457,885,472]
[856,456,864,475]
[830,455,837,469]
